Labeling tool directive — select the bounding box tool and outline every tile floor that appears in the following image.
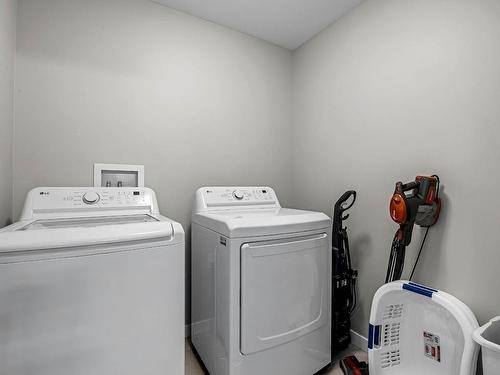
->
[185,339,368,375]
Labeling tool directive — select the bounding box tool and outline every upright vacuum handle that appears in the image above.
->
[334,190,357,221]
[332,190,357,250]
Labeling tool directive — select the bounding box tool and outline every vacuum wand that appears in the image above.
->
[385,175,441,283]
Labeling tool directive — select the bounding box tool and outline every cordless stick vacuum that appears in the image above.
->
[332,191,358,357]
[385,175,441,283]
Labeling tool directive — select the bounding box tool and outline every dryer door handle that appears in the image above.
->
[242,233,327,257]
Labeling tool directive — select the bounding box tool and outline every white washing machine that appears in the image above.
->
[191,186,332,375]
[0,187,184,375]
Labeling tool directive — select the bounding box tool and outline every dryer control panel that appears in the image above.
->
[194,186,280,212]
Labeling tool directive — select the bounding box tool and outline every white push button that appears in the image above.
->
[82,192,100,205]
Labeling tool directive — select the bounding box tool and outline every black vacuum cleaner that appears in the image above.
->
[331,191,358,356]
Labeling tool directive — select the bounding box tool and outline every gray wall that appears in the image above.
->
[293,0,500,336]
[0,0,16,227]
[14,0,293,324]
[13,0,500,339]
[14,0,293,220]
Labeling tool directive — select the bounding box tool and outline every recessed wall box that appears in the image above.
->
[93,163,144,188]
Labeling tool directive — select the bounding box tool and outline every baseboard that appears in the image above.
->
[350,329,368,352]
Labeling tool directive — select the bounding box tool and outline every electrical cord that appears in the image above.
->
[409,227,430,281]
[409,174,440,281]
[343,230,357,315]
[349,277,357,315]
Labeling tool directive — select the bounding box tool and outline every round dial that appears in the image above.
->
[82,191,100,205]
[233,190,244,200]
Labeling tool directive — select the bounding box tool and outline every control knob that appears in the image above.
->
[82,191,100,205]
[233,190,244,200]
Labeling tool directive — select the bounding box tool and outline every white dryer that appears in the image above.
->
[0,187,184,375]
[191,186,331,375]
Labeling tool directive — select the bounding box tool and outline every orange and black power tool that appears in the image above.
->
[385,175,441,283]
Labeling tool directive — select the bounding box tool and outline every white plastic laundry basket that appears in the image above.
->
[473,316,500,375]
[368,281,479,375]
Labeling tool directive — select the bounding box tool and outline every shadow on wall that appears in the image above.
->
[185,224,192,328]
[3,217,12,228]
[412,188,485,374]
[350,233,373,326]
[411,187,449,283]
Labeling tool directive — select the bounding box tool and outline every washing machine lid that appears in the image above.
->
[0,219,177,253]
[192,208,331,238]
[0,187,183,253]
[19,214,160,230]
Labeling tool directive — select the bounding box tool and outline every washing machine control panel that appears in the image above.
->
[198,187,279,210]
[25,188,157,216]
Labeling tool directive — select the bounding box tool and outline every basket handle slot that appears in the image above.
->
[368,324,382,349]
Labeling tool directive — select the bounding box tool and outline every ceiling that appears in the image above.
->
[151,0,364,50]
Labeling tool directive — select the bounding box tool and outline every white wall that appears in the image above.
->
[14,0,500,341]
[0,0,16,227]
[15,0,293,323]
[293,0,500,335]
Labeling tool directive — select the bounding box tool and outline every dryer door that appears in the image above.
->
[240,233,329,355]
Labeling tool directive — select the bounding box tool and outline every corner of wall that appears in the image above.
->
[10,0,18,225]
